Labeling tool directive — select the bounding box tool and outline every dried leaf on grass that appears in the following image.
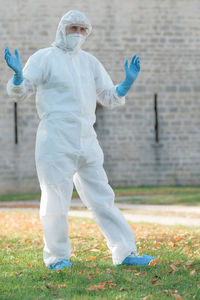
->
[45,283,58,290]
[142,296,152,300]
[56,269,62,273]
[185,260,194,266]
[190,270,196,276]
[170,264,179,273]
[87,256,97,261]
[142,296,157,300]
[26,263,33,267]
[90,248,100,252]
[86,281,116,291]
[151,275,161,284]
[174,296,184,300]
[125,277,133,282]
[149,259,159,266]
[120,286,134,291]
[162,289,184,299]
[101,256,112,260]
[151,275,164,286]
[87,273,96,278]
[45,283,67,290]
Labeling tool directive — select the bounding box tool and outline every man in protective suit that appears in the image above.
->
[5,10,155,270]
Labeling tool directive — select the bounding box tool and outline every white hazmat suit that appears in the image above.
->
[7,10,138,267]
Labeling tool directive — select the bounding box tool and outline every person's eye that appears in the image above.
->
[81,28,87,34]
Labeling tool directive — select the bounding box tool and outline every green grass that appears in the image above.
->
[116,193,200,206]
[0,212,200,299]
[0,186,200,206]
[0,192,41,202]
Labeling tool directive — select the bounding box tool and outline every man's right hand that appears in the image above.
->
[5,46,24,85]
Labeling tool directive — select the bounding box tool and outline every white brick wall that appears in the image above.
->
[1,0,200,193]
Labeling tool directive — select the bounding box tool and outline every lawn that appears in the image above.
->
[0,186,200,206]
[0,211,199,299]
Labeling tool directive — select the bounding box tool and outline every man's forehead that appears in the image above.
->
[67,23,88,28]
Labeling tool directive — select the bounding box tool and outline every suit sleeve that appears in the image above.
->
[7,50,44,102]
[94,58,125,109]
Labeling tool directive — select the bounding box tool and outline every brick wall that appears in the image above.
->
[0,0,200,193]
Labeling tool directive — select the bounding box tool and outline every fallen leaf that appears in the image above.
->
[190,270,196,276]
[42,275,48,280]
[174,295,184,300]
[151,276,161,284]
[170,264,179,273]
[124,269,140,274]
[195,268,200,272]
[87,285,106,291]
[101,256,111,260]
[99,281,116,288]
[45,283,58,290]
[87,256,96,261]
[56,269,61,273]
[57,284,67,288]
[174,261,182,266]
[90,248,100,252]
[87,273,95,278]
[149,259,159,266]
[45,283,67,290]
[27,263,33,267]
[185,260,194,266]
[142,296,152,300]
[125,277,132,282]
[120,286,134,291]
[86,281,116,291]
[163,289,180,296]
[95,268,101,274]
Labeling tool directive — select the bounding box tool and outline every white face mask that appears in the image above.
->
[64,33,86,52]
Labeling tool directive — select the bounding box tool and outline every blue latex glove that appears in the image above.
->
[116,54,140,97]
[4,46,24,85]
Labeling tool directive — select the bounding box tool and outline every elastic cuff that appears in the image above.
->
[13,73,24,85]
[112,247,138,265]
[115,85,124,97]
[114,85,126,103]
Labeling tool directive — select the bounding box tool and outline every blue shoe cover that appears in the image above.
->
[49,259,72,270]
[121,255,156,266]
